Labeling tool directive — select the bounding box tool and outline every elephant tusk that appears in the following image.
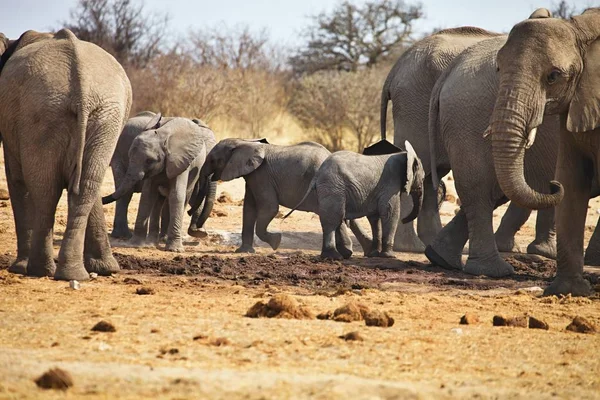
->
[525,127,537,149]
[482,125,492,138]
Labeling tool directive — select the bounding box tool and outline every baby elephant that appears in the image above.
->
[189,138,372,255]
[287,141,425,260]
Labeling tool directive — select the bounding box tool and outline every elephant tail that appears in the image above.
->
[380,73,392,141]
[60,29,88,196]
[283,177,317,220]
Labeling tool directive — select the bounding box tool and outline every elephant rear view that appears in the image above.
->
[0,29,132,280]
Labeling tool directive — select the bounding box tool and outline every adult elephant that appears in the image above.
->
[103,113,216,252]
[108,111,213,241]
[487,8,600,295]
[426,35,561,277]
[0,29,132,280]
[381,26,545,255]
[189,139,373,255]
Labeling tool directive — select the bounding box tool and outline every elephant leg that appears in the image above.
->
[236,188,257,253]
[347,219,372,256]
[148,194,166,245]
[318,195,343,260]
[252,185,281,251]
[416,175,442,246]
[425,209,468,270]
[463,198,514,277]
[527,207,557,259]
[110,163,133,239]
[84,197,119,276]
[495,201,530,253]
[379,197,400,258]
[584,216,600,266]
[160,198,170,243]
[544,139,592,297]
[4,155,32,275]
[335,221,353,259]
[393,193,425,252]
[366,215,382,258]
[130,180,159,247]
[164,175,187,252]
[111,193,134,239]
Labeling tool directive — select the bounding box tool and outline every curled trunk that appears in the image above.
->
[102,171,144,205]
[188,162,212,217]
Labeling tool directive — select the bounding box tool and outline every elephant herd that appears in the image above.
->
[0,7,599,296]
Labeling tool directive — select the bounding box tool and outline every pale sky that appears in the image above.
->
[2,0,595,47]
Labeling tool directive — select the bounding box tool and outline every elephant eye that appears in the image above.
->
[547,69,561,85]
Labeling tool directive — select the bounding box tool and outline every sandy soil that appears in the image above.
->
[0,154,599,399]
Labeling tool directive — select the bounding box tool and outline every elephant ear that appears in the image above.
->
[165,123,205,179]
[144,113,163,131]
[220,143,266,181]
[567,39,600,133]
[404,140,419,193]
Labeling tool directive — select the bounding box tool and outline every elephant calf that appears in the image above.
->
[286,141,425,260]
[189,138,372,255]
[103,113,216,252]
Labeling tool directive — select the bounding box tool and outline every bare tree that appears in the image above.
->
[289,0,422,75]
[62,0,169,67]
[288,68,387,151]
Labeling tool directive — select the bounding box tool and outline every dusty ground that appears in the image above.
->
[1,155,600,399]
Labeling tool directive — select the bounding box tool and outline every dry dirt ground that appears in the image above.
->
[1,158,600,399]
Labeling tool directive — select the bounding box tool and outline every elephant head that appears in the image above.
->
[188,138,269,216]
[487,8,600,209]
[401,140,425,224]
[103,114,205,204]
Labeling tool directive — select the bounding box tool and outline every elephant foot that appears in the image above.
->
[8,258,29,275]
[25,257,56,278]
[85,255,120,276]
[188,226,208,239]
[337,246,353,260]
[159,235,168,244]
[111,227,133,240]
[495,235,522,253]
[165,241,185,253]
[54,263,90,281]
[235,245,256,254]
[527,239,557,260]
[320,249,343,260]
[425,245,462,271]
[266,233,282,251]
[367,250,380,258]
[544,275,592,297]
[379,251,396,259]
[463,255,514,278]
[393,232,426,253]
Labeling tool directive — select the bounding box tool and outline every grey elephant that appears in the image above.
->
[103,113,216,252]
[189,139,372,256]
[0,29,132,280]
[286,141,424,260]
[426,34,562,277]
[108,111,215,241]
[380,27,500,252]
[380,26,557,258]
[487,8,600,295]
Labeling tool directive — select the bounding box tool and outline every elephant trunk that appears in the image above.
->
[188,162,213,217]
[489,82,563,210]
[188,180,217,238]
[102,171,144,205]
[401,188,423,224]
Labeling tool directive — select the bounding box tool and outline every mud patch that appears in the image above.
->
[35,368,73,390]
[112,252,563,291]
